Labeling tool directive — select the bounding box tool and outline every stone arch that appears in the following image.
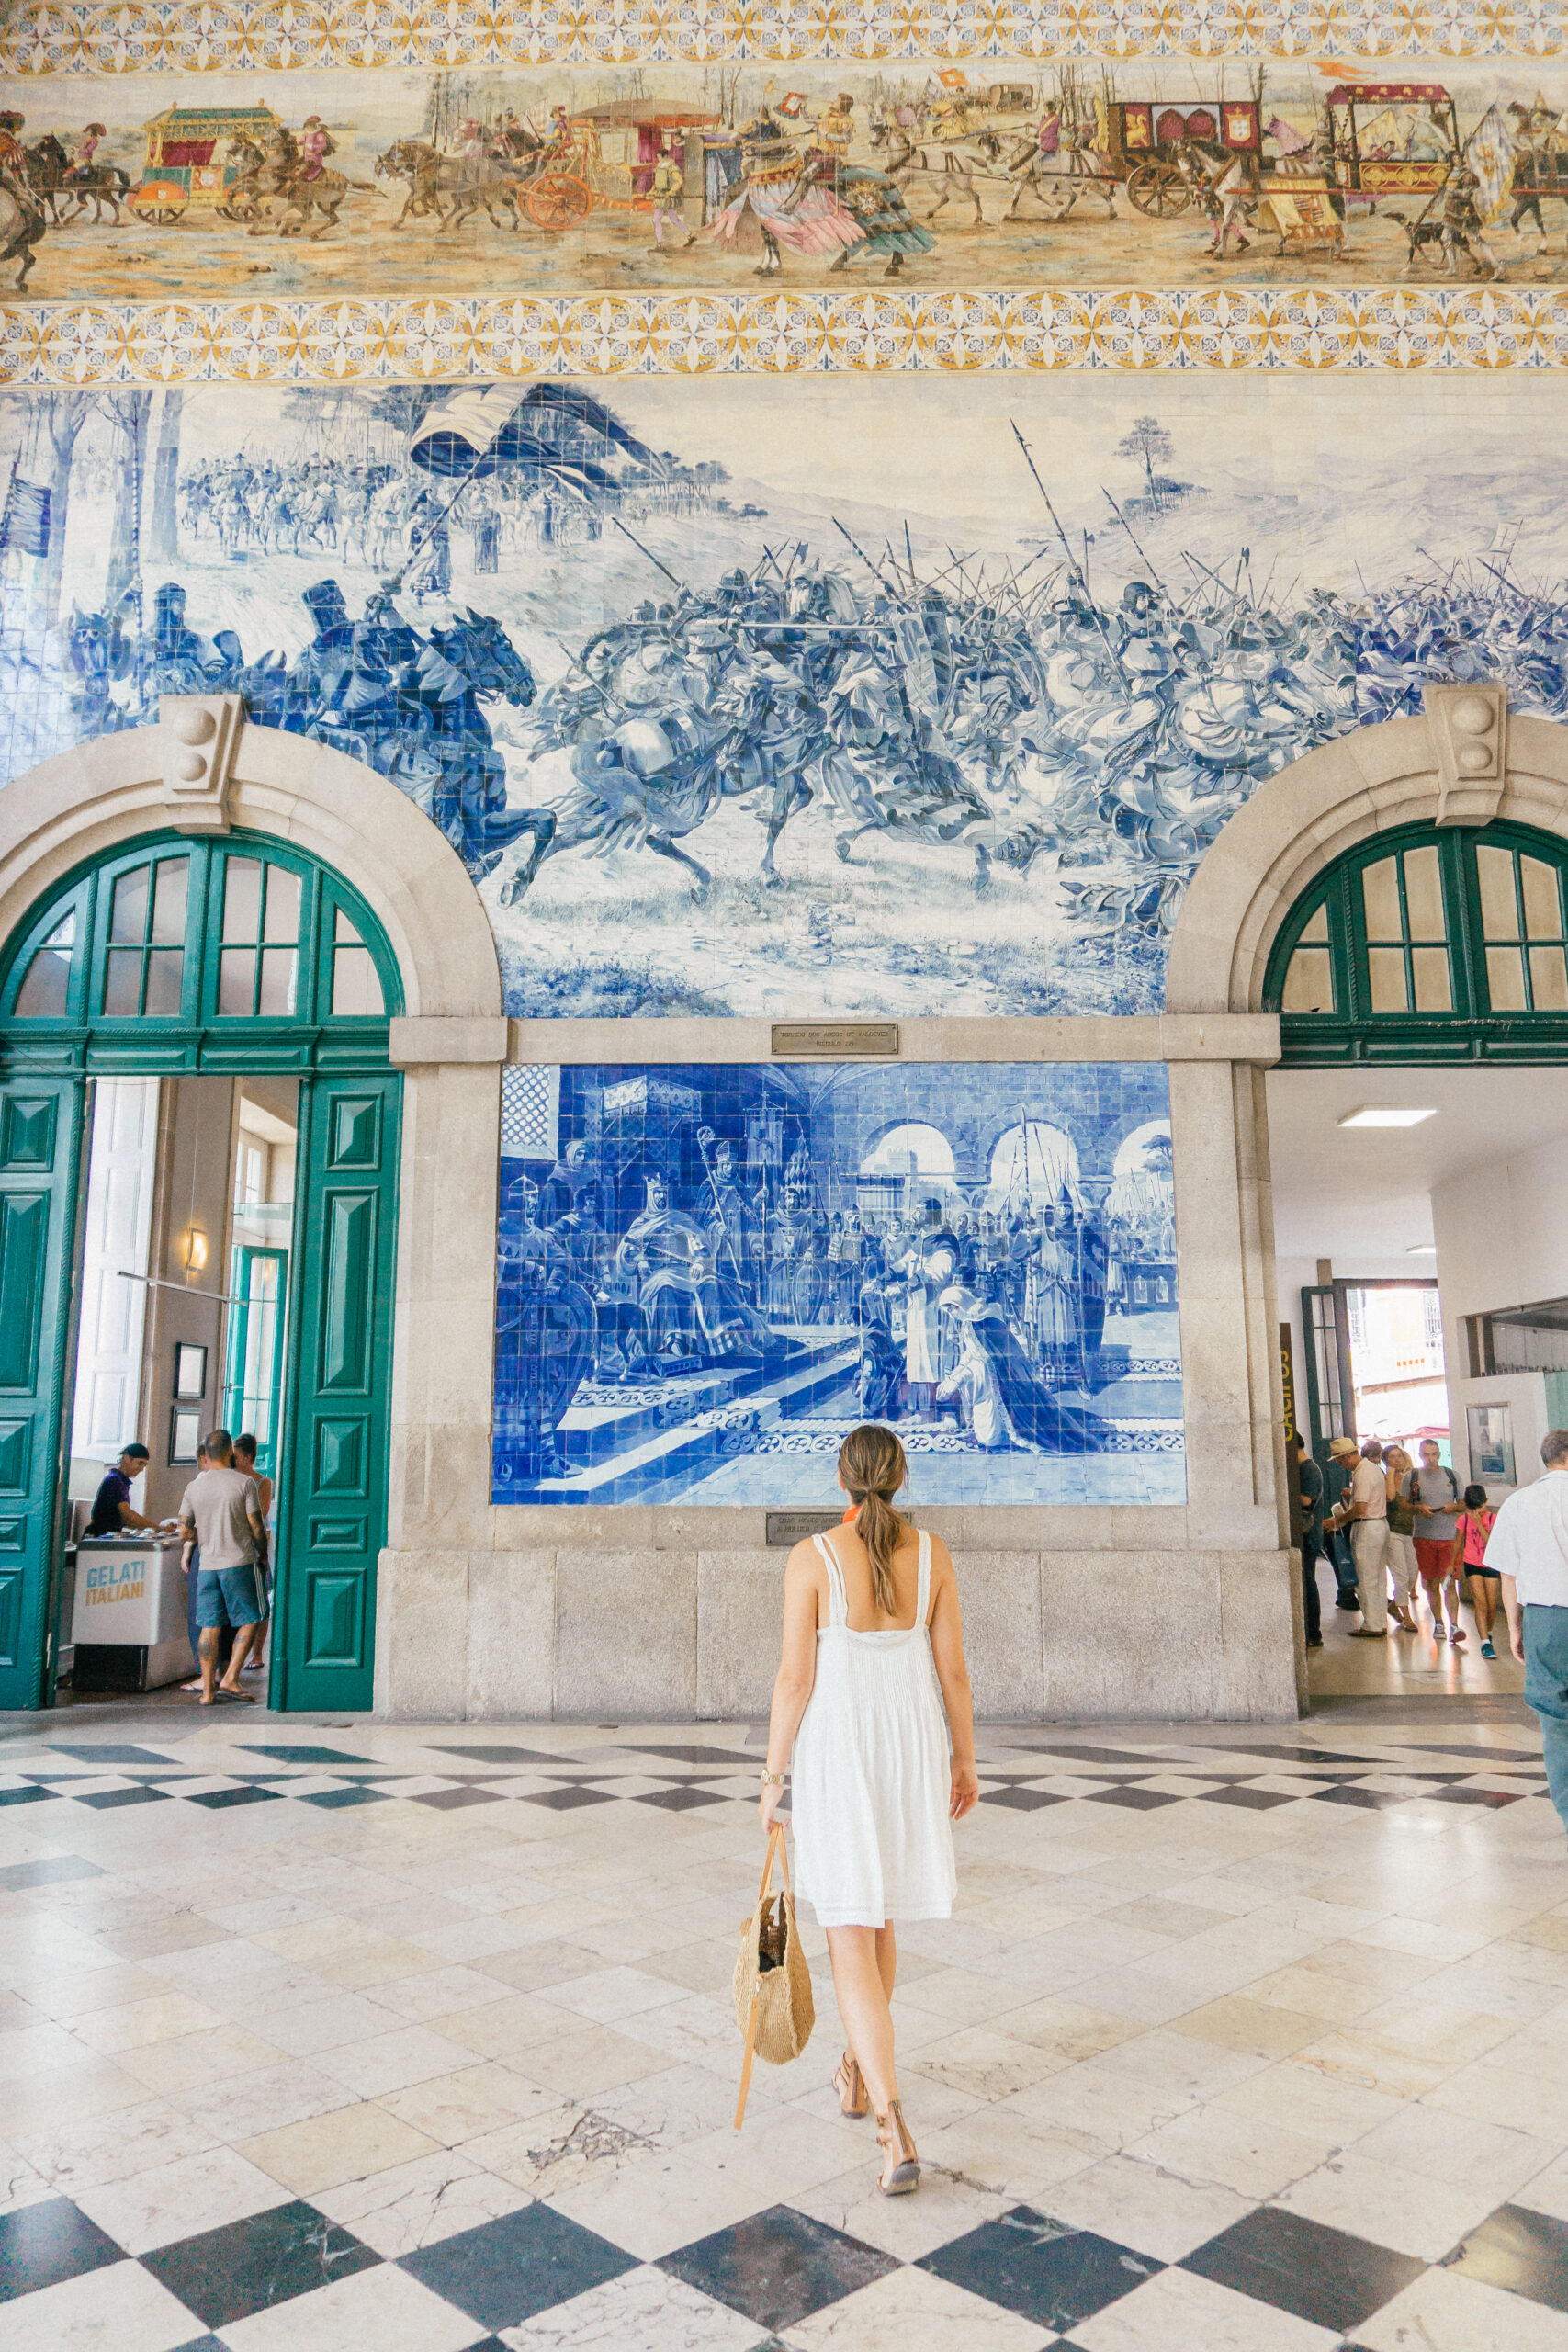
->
[1112,1117,1172,1179]
[0,712,502,1022]
[855,1117,957,1174]
[1165,701,1568,1017]
[0,708,506,1633]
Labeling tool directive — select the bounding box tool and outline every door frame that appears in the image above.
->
[224,1244,289,1475]
[1166,692,1568,1577]
[0,708,506,1713]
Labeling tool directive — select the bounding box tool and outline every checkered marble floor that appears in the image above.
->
[3,1712,1567,2349]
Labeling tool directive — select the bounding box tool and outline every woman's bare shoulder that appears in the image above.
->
[922,1526,956,1577]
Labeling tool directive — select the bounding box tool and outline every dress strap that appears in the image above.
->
[811,1532,849,1627]
[916,1528,931,1627]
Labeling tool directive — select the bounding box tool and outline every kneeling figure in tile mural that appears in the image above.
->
[492,1061,1185,1509]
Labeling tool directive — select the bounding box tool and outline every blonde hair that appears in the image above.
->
[838,1422,908,1616]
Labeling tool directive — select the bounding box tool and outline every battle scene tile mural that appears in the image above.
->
[491,1061,1182,1508]
[2,61,1567,306]
[1,370,1566,1018]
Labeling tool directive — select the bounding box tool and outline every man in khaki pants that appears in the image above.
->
[1330,1437,1392,1638]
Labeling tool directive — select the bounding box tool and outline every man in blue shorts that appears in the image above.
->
[177,1430,266,1706]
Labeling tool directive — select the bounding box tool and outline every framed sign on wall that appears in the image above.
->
[1468,1403,1516,1487]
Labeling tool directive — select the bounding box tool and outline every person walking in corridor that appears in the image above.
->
[1289,1431,1324,1649]
[1383,1444,1421,1632]
[1457,1485,1498,1654]
[1323,1436,1362,1609]
[1409,1436,1462,1642]
[1494,1430,1568,1828]
[178,1430,267,1705]
[1330,1437,1392,1636]
[761,1422,978,2197]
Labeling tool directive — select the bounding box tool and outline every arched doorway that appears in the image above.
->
[1167,692,1568,1702]
[0,707,506,1714]
[0,828,401,1714]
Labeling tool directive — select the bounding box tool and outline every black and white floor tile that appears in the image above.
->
[1,1710,1565,2349]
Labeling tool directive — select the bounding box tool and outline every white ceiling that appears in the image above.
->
[1266,1065,1568,1261]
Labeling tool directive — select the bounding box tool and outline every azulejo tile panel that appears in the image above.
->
[0,288,1560,379]
[0,371,1562,1021]
[491,1061,1182,1507]
[0,0,1562,76]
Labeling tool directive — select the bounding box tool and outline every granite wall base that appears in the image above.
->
[376,1532,1300,1724]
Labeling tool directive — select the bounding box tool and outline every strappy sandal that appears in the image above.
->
[874,2100,919,2195]
[833,2052,869,2119]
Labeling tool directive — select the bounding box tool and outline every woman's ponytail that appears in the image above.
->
[838,1421,908,1616]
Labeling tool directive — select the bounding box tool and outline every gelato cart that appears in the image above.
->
[71,1534,193,1693]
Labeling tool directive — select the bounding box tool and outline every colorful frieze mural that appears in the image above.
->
[0,369,1564,1016]
[2,61,1566,306]
[491,1060,1181,1507]
[4,0,1559,78]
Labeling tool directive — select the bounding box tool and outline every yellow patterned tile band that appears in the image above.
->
[0,1,1561,75]
[0,287,1560,376]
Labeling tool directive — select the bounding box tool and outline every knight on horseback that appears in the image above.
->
[0,110,48,284]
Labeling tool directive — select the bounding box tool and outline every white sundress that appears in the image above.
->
[790,1530,957,1928]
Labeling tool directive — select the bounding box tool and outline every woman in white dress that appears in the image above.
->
[760,1422,978,2195]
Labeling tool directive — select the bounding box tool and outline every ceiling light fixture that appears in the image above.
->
[1407,1244,1438,1256]
[1337,1107,1438,1129]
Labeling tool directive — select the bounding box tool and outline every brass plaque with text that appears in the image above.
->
[771,1023,899,1057]
[765,1510,843,1549]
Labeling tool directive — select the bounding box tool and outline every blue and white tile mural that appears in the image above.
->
[491,1062,1182,1508]
[1,374,1566,1018]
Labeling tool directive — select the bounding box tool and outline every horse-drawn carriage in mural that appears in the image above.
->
[523,99,717,232]
[1094,97,1264,217]
[1320,81,1461,208]
[128,102,284,224]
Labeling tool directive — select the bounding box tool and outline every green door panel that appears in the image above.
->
[273,1070,400,1713]
[0,1078,83,1708]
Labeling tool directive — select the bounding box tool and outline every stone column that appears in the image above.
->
[1168,1052,1300,1718]
[377,1017,508,1718]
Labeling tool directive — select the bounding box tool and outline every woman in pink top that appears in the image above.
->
[1456,1485,1499,1656]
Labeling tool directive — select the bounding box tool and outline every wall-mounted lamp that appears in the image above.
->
[180,1227,209,1276]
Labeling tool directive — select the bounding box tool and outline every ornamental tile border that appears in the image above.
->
[0,0,1560,77]
[0,286,1561,377]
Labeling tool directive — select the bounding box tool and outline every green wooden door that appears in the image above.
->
[272,1072,400,1713]
[0,1079,84,1710]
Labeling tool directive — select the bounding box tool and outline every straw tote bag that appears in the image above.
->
[733,1823,814,2127]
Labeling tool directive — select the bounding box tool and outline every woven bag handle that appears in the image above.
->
[734,1824,786,2131]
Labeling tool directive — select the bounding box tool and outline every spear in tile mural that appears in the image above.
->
[1100,487,1167,600]
[1010,418,1131,700]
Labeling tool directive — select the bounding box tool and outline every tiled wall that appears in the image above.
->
[491,1060,1183,1508]
[0,370,1553,1022]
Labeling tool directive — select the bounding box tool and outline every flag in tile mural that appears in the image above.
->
[1467,102,1518,222]
[0,476,50,559]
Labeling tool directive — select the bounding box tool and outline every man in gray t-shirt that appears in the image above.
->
[178,1430,266,1704]
[1409,1436,1462,1636]
[1409,1442,1461,1540]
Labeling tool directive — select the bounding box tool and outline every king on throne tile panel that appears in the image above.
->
[491,1061,1184,1510]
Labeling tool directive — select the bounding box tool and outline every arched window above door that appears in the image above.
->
[1264,821,1568,1064]
[0,831,400,1070]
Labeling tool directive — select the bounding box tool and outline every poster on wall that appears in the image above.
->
[1,371,1565,1018]
[1,61,1562,307]
[491,1060,1183,1508]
